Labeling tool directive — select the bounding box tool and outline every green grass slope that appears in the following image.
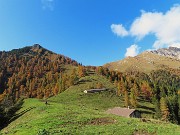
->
[1,75,180,135]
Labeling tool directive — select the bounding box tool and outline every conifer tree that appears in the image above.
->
[69,68,78,86]
[117,81,121,96]
[141,81,152,100]
[168,95,179,124]
[78,66,85,78]
[117,80,125,96]
[130,88,137,108]
[160,97,170,121]
[96,82,103,89]
[133,82,139,97]
[124,89,129,107]
[58,73,63,93]
[53,83,59,95]
[154,99,161,118]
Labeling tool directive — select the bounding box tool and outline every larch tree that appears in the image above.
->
[78,66,85,78]
[96,82,103,89]
[130,87,137,108]
[117,80,125,96]
[141,81,152,100]
[53,83,59,95]
[160,97,170,121]
[133,82,139,97]
[69,68,78,86]
[124,89,129,108]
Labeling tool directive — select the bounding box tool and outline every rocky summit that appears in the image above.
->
[150,47,180,59]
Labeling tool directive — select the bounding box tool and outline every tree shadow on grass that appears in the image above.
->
[1,106,36,130]
[138,105,155,112]
[77,79,92,84]
[138,96,152,102]
[10,107,36,122]
[139,110,154,115]
[87,71,95,75]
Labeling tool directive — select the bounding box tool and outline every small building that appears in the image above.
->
[84,88,108,93]
[106,107,141,118]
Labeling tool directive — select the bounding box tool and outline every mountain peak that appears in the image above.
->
[32,44,42,49]
[30,44,50,54]
[150,47,180,59]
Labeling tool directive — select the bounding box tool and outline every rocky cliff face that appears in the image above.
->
[150,47,180,59]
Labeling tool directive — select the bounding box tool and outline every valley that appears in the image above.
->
[0,45,180,135]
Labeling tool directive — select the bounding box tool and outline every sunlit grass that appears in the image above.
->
[1,75,180,135]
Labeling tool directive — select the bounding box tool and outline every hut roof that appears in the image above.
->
[106,107,136,117]
[84,88,107,93]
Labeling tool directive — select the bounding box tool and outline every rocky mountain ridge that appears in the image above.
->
[104,47,180,73]
[150,47,180,59]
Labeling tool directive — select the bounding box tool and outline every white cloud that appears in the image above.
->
[111,24,128,37]
[125,44,140,57]
[41,0,54,11]
[169,42,180,48]
[130,5,180,49]
[130,11,163,40]
[112,5,180,49]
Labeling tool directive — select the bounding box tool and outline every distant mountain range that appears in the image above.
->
[104,47,180,73]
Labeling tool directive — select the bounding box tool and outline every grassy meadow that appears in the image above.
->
[1,75,180,135]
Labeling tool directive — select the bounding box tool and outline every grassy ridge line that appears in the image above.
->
[104,52,180,73]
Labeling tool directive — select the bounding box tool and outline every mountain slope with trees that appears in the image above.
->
[0,45,180,134]
[0,44,80,101]
[1,74,180,135]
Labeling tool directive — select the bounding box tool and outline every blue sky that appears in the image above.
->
[0,0,180,66]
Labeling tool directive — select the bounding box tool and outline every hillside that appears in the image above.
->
[1,74,180,135]
[0,44,79,100]
[104,48,180,73]
[0,45,180,134]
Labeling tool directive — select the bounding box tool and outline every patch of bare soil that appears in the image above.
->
[133,130,156,135]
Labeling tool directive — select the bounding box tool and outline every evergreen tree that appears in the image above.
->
[167,95,179,124]
[153,97,161,119]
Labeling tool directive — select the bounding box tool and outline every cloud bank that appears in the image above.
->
[111,5,180,57]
